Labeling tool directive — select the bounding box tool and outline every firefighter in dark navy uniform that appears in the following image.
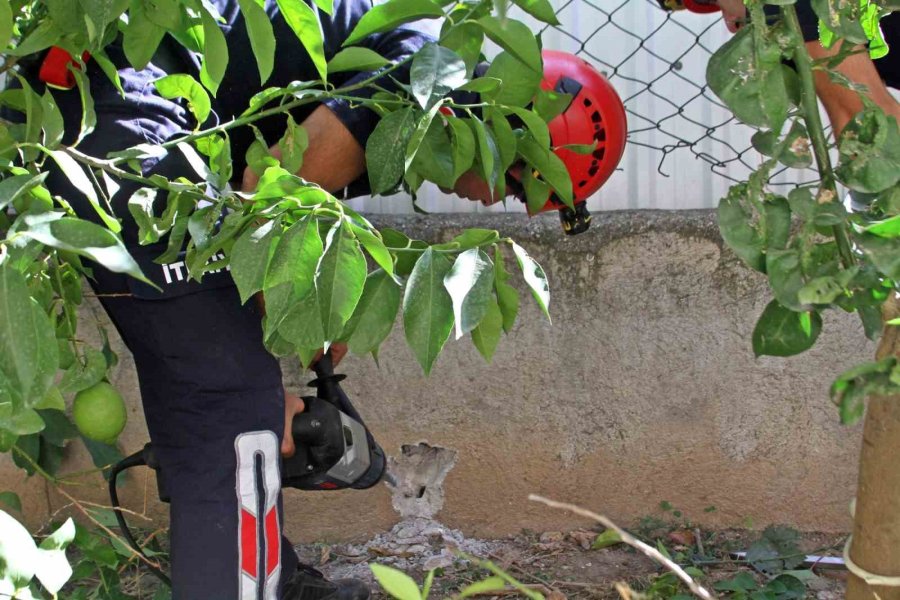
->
[15,2,448,598]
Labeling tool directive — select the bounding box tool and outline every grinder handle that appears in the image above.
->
[311,352,340,401]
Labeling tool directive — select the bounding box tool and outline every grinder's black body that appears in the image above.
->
[281,353,387,491]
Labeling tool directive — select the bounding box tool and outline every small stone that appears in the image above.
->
[540,531,565,544]
[395,536,429,546]
[422,527,445,538]
[568,530,596,550]
[394,524,420,539]
[406,545,428,554]
[667,529,696,548]
[424,555,454,571]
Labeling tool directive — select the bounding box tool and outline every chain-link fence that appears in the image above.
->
[353,0,820,214]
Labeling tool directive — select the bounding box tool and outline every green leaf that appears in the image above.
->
[381,228,428,276]
[457,77,501,94]
[351,223,395,275]
[421,569,435,600]
[836,108,900,194]
[81,436,124,476]
[34,388,65,411]
[0,492,21,513]
[344,269,402,355]
[476,17,542,73]
[238,0,276,84]
[37,409,78,447]
[446,116,475,182]
[0,406,45,436]
[503,106,550,149]
[199,6,229,95]
[370,563,422,600]
[58,346,107,395]
[469,117,499,190]
[534,89,573,123]
[79,0,128,41]
[48,150,120,233]
[366,108,417,194]
[69,67,98,147]
[154,74,211,127]
[511,0,558,24]
[0,0,12,52]
[444,249,494,339]
[752,300,822,357]
[278,114,309,174]
[316,222,367,341]
[863,214,900,238]
[459,577,507,599]
[265,217,322,294]
[405,103,442,172]
[403,248,454,375]
[439,21,483,74]
[0,173,48,212]
[591,529,623,549]
[142,0,181,29]
[487,110,517,174]
[21,214,148,283]
[313,0,334,14]
[494,247,519,333]
[706,25,788,130]
[511,242,550,320]
[123,0,165,70]
[410,119,457,189]
[717,183,765,272]
[470,295,502,362]
[40,91,65,149]
[410,43,467,109]
[0,265,59,411]
[483,51,543,107]
[270,286,323,352]
[344,0,443,46]
[517,136,573,207]
[328,47,391,73]
[230,220,281,304]
[857,232,900,280]
[33,518,75,595]
[276,0,327,82]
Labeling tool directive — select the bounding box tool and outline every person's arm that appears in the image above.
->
[806,39,900,137]
[241,103,365,193]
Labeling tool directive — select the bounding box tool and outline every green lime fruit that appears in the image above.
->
[72,382,127,443]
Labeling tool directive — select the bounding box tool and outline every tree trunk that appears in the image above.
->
[846,296,900,600]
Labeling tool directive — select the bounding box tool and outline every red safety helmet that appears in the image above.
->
[657,0,721,13]
[529,50,627,234]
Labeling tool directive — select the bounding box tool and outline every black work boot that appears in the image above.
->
[282,563,370,600]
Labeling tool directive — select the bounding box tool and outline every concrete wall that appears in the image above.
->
[1,210,871,541]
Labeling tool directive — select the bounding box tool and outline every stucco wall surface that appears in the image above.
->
[1,210,872,542]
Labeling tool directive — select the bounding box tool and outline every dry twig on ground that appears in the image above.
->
[528,495,717,600]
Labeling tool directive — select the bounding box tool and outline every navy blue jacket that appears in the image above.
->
[16,0,430,247]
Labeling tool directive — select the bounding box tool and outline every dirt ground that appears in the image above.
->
[295,524,849,599]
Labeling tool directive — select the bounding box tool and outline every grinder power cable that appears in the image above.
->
[108,352,389,585]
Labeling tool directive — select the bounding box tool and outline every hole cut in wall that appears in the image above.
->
[387,443,457,519]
